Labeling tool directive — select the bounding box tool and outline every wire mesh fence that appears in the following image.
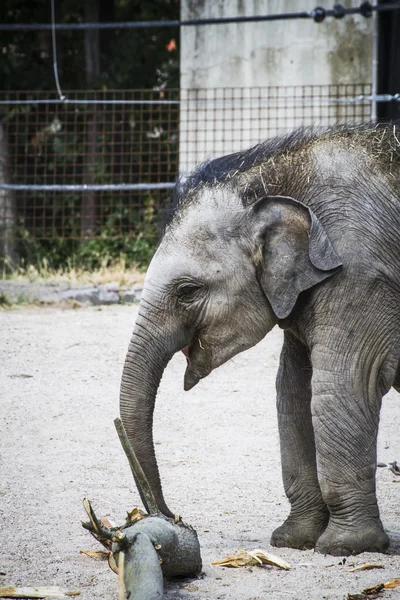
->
[0,84,372,251]
[0,89,180,245]
[180,83,373,173]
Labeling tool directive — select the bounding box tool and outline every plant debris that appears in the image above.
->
[80,549,119,574]
[389,461,400,476]
[0,586,80,598]
[346,579,400,600]
[108,552,119,575]
[100,516,116,528]
[126,507,147,524]
[82,498,125,550]
[211,549,290,570]
[80,550,109,561]
[345,563,385,572]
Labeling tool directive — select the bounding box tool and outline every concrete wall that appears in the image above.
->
[180,0,373,172]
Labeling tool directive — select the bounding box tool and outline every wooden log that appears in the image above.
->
[123,533,164,600]
[112,515,202,579]
[81,418,202,599]
[83,501,201,599]
[0,586,80,598]
[114,418,160,516]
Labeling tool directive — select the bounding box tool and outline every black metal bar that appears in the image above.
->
[0,183,175,191]
[0,3,399,32]
[0,99,180,105]
[0,93,399,107]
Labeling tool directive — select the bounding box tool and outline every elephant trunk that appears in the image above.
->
[120,307,183,519]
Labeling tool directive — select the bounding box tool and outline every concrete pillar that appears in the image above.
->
[180,0,373,173]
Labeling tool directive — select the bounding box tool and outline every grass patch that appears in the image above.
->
[0,290,42,309]
[1,255,146,287]
[0,292,12,307]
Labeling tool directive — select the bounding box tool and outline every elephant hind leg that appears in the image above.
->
[393,361,400,393]
[311,336,391,556]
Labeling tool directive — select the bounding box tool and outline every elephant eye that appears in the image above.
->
[176,281,204,302]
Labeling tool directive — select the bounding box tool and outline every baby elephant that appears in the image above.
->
[120,124,400,556]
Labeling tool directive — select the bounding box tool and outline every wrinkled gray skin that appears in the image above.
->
[120,125,400,556]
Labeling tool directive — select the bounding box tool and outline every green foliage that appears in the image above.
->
[74,191,160,268]
[13,189,159,270]
[0,0,180,91]
[15,223,158,272]
[0,291,12,307]
[3,96,174,270]
[0,0,54,90]
[0,1,179,271]
[15,233,157,272]
[75,234,156,270]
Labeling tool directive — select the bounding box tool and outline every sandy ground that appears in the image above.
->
[1,304,399,600]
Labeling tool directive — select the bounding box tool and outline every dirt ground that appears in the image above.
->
[1,304,399,600]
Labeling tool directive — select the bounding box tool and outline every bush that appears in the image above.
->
[11,230,157,273]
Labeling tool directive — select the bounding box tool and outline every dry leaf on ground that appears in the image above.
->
[345,563,385,572]
[346,586,383,600]
[362,583,385,597]
[346,580,400,600]
[0,586,80,598]
[181,585,199,592]
[80,548,119,574]
[80,550,109,561]
[108,552,119,575]
[100,516,116,528]
[126,507,147,523]
[212,549,290,570]
[383,579,400,589]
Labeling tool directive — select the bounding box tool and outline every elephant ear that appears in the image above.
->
[250,195,342,320]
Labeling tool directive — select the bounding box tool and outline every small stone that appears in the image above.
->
[120,288,141,303]
[58,287,97,303]
[98,282,119,292]
[97,289,120,305]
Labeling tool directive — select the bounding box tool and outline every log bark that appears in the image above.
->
[122,534,163,600]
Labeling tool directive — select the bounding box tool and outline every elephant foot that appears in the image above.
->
[315,522,390,556]
[270,511,329,550]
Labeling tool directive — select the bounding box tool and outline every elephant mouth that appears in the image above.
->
[181,341,210,391]
[182,345,191,363]
[184,368,200,391]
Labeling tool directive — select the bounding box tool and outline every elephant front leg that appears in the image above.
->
[311,354,389,556]
[271,332,329,550]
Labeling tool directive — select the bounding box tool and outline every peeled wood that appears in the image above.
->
[0,587,80,598]
[117,551,126,600]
